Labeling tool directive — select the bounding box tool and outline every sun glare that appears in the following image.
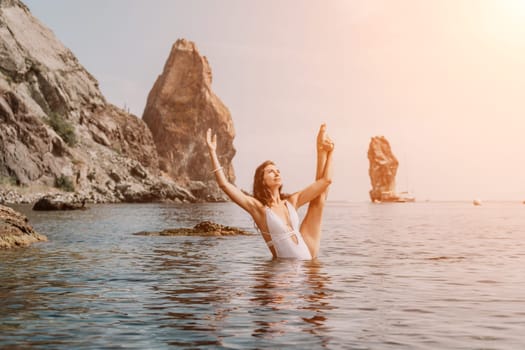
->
[481,0,525,45]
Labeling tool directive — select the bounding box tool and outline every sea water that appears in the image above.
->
[1,201,525,349]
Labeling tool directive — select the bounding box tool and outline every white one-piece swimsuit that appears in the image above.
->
[264,201,312,260]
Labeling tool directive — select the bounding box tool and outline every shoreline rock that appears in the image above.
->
[0,178,198,205]
[134,221,252,237]
[32,194,87,211]
[0,204,47,248]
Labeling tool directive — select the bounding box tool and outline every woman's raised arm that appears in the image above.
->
[206,128,262,214]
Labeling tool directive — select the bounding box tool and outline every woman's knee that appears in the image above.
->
[311,195,326,208]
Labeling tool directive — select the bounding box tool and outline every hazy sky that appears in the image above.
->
[24,0,525,201]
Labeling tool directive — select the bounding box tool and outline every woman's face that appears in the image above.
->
[262,164,282,189]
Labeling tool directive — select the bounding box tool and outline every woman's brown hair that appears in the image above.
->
[252,160,288,206]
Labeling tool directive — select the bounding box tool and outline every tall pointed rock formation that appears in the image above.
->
[143,39,235,201]
[368,136,399,202]
[368,136,415,203]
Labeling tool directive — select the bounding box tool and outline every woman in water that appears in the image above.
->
[205,124,334,259]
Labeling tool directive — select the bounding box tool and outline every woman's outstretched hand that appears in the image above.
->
[206,128,217,152]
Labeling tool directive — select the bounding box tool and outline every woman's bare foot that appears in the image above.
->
[322,135,334,152]
[317,123,334,152]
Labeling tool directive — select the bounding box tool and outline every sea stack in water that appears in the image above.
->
[367,136,414,203]
[143,39,235,201]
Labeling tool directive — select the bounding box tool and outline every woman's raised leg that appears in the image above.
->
[300,124,333,258]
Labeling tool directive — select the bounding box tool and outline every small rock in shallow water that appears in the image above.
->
[134,220,252,237]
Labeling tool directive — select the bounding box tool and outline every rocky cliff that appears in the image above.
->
[0,0,193,203]
[143,39,236,201]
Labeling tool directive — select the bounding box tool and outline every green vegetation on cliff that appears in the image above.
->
[47,113,77,147]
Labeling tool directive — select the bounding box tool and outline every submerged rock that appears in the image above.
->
[134,221,252,237]
[0,204,47,248]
